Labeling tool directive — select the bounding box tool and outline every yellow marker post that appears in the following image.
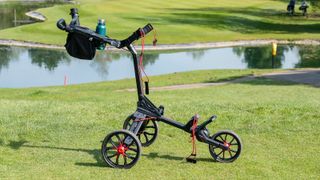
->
[272,42,277,56]
[271,42,277,68]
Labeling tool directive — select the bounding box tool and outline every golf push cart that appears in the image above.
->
[57,8,242,169]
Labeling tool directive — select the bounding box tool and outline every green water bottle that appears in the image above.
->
[96,19,106,50]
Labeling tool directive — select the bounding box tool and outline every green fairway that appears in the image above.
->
[0,0,320,45]
[0,69,319,179]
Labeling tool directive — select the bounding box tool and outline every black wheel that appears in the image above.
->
[208,130,242,163]
[101,129,141,169]
[123,114,158,147]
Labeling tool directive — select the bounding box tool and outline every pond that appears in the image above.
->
[0,0,65,30]
[0,45,320,88]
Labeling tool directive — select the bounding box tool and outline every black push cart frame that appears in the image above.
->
[57,8,242,169]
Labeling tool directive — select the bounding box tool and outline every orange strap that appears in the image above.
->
[139,30,149,82]
[191,115,198,155]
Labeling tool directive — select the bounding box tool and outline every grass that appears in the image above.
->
[0,0,320,45]
[0,69,319,179]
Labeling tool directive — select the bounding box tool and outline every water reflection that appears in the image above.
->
[233,46,289,68]
[296,46,320,68]
[143,53,160,66]
[91,52,121,78]
[28,48,70,71]
[0,46,21,72]
[0,45,319,88]
[187,50,205,60]
[0,46,12,72]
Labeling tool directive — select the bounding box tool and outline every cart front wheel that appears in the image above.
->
[101,129,141,168]
[208,130,242,163]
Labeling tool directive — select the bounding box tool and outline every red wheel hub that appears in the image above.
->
[117,144,127,155]
[224,142,231,149]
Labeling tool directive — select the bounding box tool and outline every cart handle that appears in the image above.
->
[57,8,153,48]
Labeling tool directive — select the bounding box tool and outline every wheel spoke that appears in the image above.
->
[217,150,223,156]
[144,132,155,136]
[218,135,224,142]
[125,153,135,160]
[107,153,117,158]
[229,149,235,155]
[128,147,138,152]
[109,140,117,149]
[229,137,235,144]
[230,149,237,153]
[228,150,232,158]
[143,132,149,142]
[115,134,122,143]
[116,154,120,164]
[106,146,115,150]
[124,156,127,165]
[231,143,238,146]
[223,150,225,159]
[224,134,228,141]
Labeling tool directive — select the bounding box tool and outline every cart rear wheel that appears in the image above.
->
[101,129,141,169]
[208,130,242,163]
[123,114,158,147]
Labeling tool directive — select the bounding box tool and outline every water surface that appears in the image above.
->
[0,45,319,88]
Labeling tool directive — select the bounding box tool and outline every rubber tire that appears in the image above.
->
[101,129,141,169]
[208,130,242,163]
[123,114,158,147]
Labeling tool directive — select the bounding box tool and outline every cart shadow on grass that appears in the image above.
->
[2,140,214,168]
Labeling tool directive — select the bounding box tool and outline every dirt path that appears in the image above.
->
[261,69,320,87]
[119,76,256,92]
[119,69,320,92]
[1,39,320,51]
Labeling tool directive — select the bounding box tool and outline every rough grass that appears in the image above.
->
[0,0,320,45]
[0,70,319,179]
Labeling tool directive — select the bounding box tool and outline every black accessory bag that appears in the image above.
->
[65,32,97,60]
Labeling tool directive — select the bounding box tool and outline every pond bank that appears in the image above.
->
[1,39,320,51]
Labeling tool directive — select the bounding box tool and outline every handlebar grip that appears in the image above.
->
[119,23,154,48]
[141,23,153,36]
[57,18,67,31]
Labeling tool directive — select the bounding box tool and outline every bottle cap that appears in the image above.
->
[98,19,105,24]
